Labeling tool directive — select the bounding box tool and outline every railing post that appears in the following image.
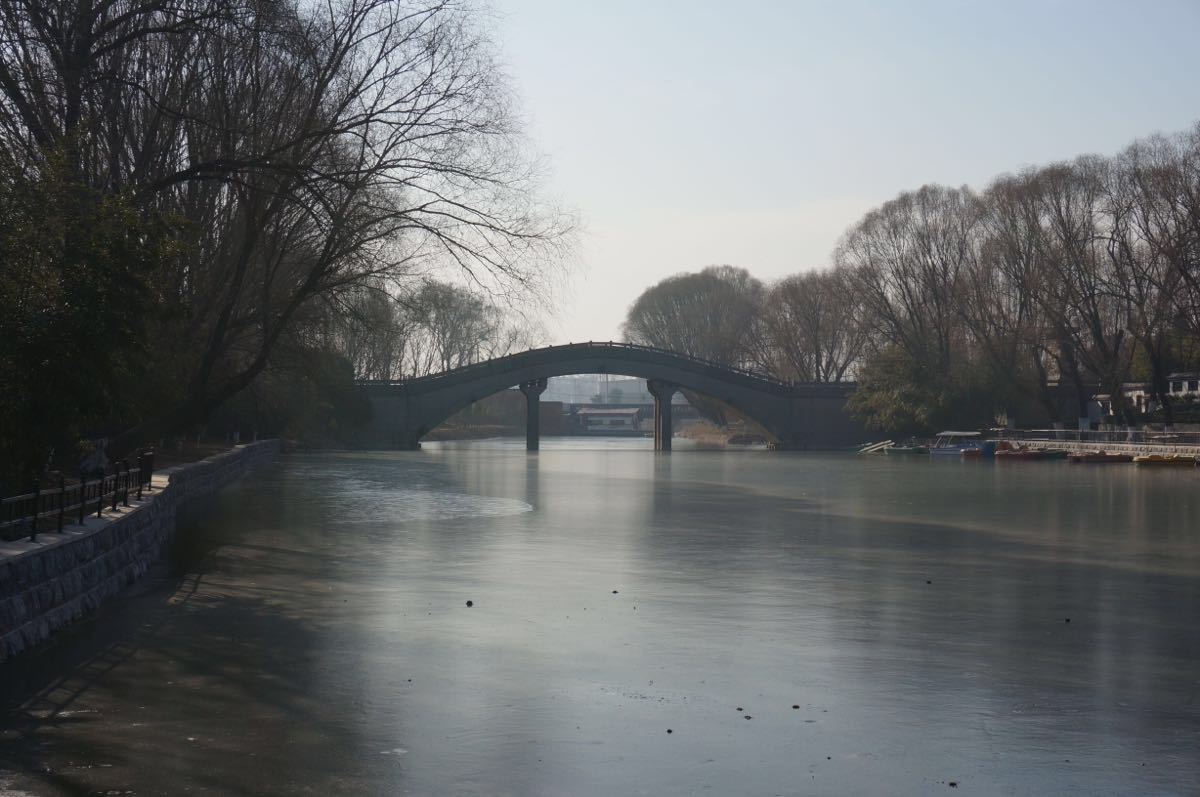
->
[79,472,87,525]
[97,470,105,517]
[121,460,131,507]
[136,453,144,500]
[110,466,119,512]
[57,475,65,533]
[30,484,40,542]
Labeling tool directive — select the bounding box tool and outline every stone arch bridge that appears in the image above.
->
[351,342,864,450]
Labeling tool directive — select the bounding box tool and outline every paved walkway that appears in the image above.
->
[0,473,170,562]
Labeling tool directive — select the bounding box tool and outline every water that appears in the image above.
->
[2,439,1199,795]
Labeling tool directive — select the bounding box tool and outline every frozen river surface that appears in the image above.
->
[2,438,1198,795]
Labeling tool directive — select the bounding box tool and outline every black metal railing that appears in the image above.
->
[0,450,156,544]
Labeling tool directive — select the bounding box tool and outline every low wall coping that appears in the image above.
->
[0,473,172,564]
[0,441,278,563]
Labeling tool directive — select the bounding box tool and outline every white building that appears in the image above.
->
[1092,383,1153,416]
[1168,372,1200,401]
[1093,373,1200,416]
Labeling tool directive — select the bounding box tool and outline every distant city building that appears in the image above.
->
[542,375,686,405]
[575,407,644,435]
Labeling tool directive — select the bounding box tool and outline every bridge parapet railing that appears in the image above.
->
[0,451,155,544]
[357,341,853,392]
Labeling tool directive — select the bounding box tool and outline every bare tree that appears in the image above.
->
[1102,142,1182,421]
[314,284,416,381]
[761,267,869,382]
[837,184,978,372]
[962,171,1075,421]
[1124,124,1200,338]
[402,279,540,375]
[622,265,765,368]
[1026,159,1136,423]
[0,0,570,454]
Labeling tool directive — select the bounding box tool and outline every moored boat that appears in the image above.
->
[961,442,997,458]
[1067,450,1134,464]
[929,431,984,455]
[1132,454,1198,467]
[995,447,1050,461]
[884,444,929,455]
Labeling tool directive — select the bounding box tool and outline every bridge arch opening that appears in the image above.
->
[416,373,771,451]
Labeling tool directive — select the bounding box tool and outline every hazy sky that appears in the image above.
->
[491,0,1200,343]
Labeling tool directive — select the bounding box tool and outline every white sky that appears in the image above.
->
[491,0,1200,342]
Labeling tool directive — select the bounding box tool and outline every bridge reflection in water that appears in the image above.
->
[353,342,863,451]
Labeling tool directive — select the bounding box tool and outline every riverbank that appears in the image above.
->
[0,440,278,662]
[423,423,518,441]
[675,420,768,446]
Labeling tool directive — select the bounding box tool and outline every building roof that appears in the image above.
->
[576,407,641,416]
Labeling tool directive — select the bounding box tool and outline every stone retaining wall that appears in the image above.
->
[0,440,279,662]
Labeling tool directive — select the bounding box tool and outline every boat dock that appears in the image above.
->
[997,430,1200,458]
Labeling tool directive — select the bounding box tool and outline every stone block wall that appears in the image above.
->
[0,440,279,662]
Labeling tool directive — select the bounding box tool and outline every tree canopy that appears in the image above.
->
[621,122,1200,436]
[0,0,566,485]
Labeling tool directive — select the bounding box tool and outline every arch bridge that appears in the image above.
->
[352,342,864,451]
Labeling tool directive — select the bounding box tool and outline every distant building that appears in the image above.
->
[542,375,687,405]
[1092,374,1200,417]
[575,407,644,435]
[1093,383,1153,416]
[1168,372,1200,401]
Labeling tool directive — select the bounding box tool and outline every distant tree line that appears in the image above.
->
[0,0,566,486]
[623,264,867,385]
[311,279,542,382]
[625,123,1200,435]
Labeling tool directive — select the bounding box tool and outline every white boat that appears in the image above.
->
[929,431,982,455]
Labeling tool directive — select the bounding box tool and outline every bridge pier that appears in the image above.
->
[647,379,679,451]
[519,378,548,451]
